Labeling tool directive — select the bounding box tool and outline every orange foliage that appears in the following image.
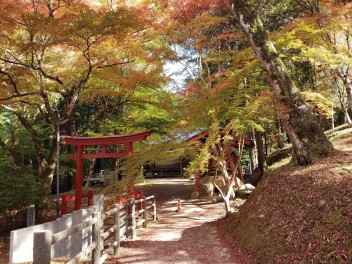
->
[171,0,230,23]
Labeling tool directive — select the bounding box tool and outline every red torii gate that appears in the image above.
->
[61,131,152,210]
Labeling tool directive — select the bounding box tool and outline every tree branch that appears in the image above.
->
[95,59,135,69]
[2,106,46,168]
[0,136,22,168]
[0,57,63,85]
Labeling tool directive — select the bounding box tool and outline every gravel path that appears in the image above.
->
[106,178,240,264]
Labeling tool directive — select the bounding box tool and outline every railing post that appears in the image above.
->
[116,195,124,204]
[153,196,157,221]
[92,212,102,264]
[114,204,120,256]
[88,190,94,207]
[142,197,147,228]
[137,190,143,213]
[131,199,136,239]
[61,194,68,216]
[33,230,51,264]
[129,179,135,198]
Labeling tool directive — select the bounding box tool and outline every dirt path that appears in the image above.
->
[106,178,243,264]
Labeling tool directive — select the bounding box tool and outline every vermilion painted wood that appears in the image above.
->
[75,145,84,210]
[126,142,133,155]
[61,191,93,215]
[66,152,129,159]
[61,195,69,216]
[129,179,135,198]
[193,170,202,192]
[61,131,152,145]
[136,189,144,215]
[61,131,152,211]
[86,190,94,207]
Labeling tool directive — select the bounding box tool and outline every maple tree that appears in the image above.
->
[0,0,351,218]
[0,0,170,214]
[229,0,334,165]
[292,0,352,122]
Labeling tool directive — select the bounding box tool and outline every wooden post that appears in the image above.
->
[207,158,213,174]
[75,145,84,210]
[88,190,94,207]
[142,197,147,228]
[129,179,135,198]
[153,196,157,221]
[193,170,202,192]
[61,194,68,216]
[126,142,133,155]
[116,195,125,204]
[33,230,51,264]
[114,204,120,256]
[92,212,101,264]
[138,190,143,215]
[131,199,136,239]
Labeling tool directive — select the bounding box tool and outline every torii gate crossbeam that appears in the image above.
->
[61,131,152,210]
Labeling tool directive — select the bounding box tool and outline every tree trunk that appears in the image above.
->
[213,136,245,215]
[335,78,352,124]
[277,118,286,149]
[248,147,254,175]
[36,135,57,217]
[250,130,258,169]
[229,1,334,165]
[84,158,97,191]
[337,68,352,113]
[343,108,352,124]
[213,144,230,183]
[69,109,76,189]
[255,131,267,177]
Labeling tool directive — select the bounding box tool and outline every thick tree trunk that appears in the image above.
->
[9,108,60,217]
[255,131,267,176]
[230,1,334,165]
[36,136,57,217]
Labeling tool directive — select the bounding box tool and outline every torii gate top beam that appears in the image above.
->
[61,131,152,146]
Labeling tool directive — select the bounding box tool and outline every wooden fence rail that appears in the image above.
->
[33,195,157,264]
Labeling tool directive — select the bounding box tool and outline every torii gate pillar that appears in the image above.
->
[75,145,84,210]
[61,131,152,210]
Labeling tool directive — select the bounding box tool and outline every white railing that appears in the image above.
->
[33,195,157,264]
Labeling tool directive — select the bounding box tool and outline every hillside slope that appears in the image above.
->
[221,130,352,263]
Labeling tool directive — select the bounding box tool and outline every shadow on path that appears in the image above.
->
[106,178,239,264]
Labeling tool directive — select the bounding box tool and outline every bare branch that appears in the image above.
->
[95,59,135,69]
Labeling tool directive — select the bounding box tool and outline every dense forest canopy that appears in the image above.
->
[0,0,352,217]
